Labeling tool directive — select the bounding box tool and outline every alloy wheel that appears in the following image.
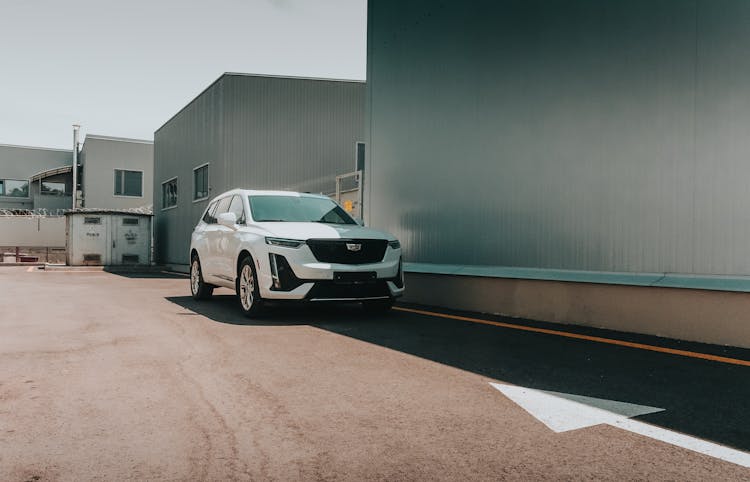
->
[239,264,254,310]
[191,260,200,295]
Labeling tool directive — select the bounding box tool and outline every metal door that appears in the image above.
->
[69,215,110,265]
[111,215,149,265]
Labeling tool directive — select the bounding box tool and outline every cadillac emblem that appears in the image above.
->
[346,243,362,252]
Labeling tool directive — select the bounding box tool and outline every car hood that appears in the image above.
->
[255,222,394,241]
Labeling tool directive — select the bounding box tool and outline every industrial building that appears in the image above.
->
[0,134,153,212]
[153,72,365,270]
[366,0,750,347]
[79,134,154,210]
[0,144,74,211]
[1,134,153,265]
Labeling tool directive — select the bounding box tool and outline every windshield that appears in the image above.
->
[248,195,357,224]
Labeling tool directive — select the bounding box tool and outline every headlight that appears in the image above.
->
[388,240,401,249]
[265,237,305,248]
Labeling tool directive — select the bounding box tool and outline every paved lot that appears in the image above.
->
[0,267,748,480]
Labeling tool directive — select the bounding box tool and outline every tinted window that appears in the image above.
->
[115,170,143,197]
[248,195,356,224]
[41,181,66,195]
[215,197,232,217]
[228,195,246,224]
[194,164,209,200]
[3,179,29,197]
[162,178,177,208]
[202,202,218,224]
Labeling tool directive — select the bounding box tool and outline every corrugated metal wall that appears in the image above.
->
[154,74,365,267]
[366,0,750,276]
[154,77,225,266]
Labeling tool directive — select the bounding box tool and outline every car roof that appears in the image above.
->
[208,189,329,203]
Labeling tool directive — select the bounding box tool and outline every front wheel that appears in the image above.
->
[190,255,214,300]
[362,298,394,313]
[237,256,264,317]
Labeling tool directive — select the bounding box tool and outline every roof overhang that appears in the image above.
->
[30,165,75,182]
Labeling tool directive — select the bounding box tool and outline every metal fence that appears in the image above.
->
[0,246,66,264]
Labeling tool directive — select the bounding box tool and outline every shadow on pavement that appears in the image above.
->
[166,295,750,452]
[106,269,188,279]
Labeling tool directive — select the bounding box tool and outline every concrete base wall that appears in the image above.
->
[403,273,750,349]
[0,216,66,247]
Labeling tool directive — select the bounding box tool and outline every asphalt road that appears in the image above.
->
[0,267,748,480]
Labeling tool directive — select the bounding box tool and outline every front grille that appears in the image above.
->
[306,281,390,300]
[306,239,388,264]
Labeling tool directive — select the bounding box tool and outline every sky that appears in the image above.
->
[0,0,366,149]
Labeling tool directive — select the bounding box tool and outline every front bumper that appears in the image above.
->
[257,244,404,301]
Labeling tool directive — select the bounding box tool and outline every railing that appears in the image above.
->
[0,206,154,216]
[0,246,66,264]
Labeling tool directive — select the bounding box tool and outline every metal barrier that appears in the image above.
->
[0,246,66,264]
[335,170,363,219]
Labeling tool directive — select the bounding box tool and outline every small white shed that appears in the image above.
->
[65,210,152,266]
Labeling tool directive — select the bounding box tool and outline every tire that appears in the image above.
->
[362,298,394,313]
[190,255,214,300]
[236,256,264,317]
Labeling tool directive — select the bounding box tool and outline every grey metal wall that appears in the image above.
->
[80,135,154,210]
[367,0,750,276]
[154,73,365,267]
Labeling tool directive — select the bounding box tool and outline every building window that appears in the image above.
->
[356,142,366,171]
[193,164,209,201]
[41,181,67,195]
[114,169,143,197]
[0,179,29,197]
[162,178,178,209]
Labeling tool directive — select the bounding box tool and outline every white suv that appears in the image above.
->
[189,189,404,317]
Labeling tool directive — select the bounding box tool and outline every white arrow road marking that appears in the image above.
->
[490,382,750,468]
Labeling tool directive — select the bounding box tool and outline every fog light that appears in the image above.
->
[394,257,404,289]
[269,254,281,289]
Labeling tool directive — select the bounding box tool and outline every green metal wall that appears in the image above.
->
[154,73,365,267]
[366,0,750,276]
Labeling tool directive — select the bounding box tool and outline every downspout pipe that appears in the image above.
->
[72,124,79,209]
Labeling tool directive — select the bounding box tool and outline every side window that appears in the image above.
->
[228,195,246,224]
[193,164,209,200]
[115,169,143,197]
[214,197,232,218]
[162,178,178,209]
[202,202,218,224]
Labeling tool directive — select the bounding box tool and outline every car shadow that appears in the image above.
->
[166,295,384,326]
[165,295,750,452]
[106,269,188,279]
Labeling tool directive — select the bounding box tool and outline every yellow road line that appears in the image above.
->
[393,306,750,367]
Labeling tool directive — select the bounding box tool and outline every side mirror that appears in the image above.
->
[218,212,238,230]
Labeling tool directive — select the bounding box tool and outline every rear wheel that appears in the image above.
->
[190,255,214,300]
[362,298,394,313]
[237,256,264,317]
